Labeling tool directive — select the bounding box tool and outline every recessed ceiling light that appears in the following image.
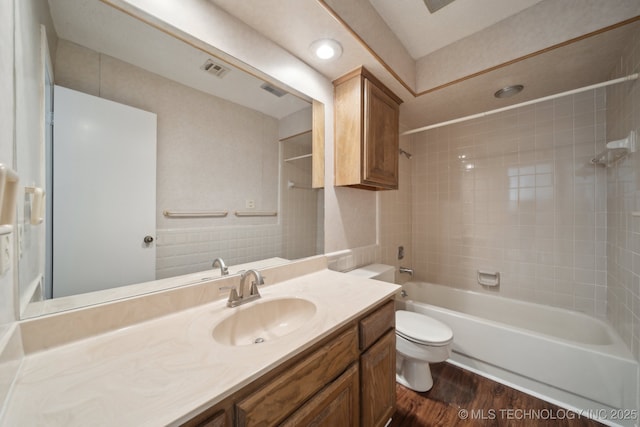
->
[309,39,343,61]
[494,85,524,99]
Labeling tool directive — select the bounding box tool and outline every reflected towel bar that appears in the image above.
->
[234,211,278,217]
[163,210,228,218]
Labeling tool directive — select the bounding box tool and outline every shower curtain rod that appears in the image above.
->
[402,73,639,136]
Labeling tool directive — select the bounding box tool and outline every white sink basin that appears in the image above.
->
[212,298,317,346]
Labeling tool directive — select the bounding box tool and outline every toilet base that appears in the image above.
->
[396,356,434,392]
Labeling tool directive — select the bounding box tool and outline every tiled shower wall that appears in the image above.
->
[411,89,608,316]
[606,24,640,358]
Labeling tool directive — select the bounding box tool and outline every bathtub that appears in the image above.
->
[397,281,638,423]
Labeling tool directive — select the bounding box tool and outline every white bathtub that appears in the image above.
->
[397,281,638,424]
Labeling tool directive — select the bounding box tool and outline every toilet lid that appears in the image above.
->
[396,310,453,346]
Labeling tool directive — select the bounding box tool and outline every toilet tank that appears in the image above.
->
[346,264,395,283]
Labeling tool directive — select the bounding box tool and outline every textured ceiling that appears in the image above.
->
[212,0,640,128]
[52,0,640,129]
[368,0,544,60]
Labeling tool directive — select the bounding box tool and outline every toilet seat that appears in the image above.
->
[396,310,453,347]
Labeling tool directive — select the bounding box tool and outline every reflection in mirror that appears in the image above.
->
[15,0,324,318]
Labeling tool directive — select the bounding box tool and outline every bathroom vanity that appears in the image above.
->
[184,300,396,427]
[2,259,400,426]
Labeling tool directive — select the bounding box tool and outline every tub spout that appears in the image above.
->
[399,266,413,276]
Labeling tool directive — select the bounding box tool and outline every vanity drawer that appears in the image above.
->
[280,362,359,427]
[359,300,395,350]
[235,325,358,426]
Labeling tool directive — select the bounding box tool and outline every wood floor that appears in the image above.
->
[389,362,606,427]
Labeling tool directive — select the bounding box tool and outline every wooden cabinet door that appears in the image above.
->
[359,301,395,351]
[363,78,399,189]
[361,330,396,427]
[236,327,358,426]
[281,363,359,427]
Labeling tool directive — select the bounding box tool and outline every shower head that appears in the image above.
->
[399,148,412,159]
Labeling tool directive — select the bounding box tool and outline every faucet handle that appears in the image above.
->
[253,274,265,286]
[246,270,265,296]
[249,278,265,296]
[219,285,239,302]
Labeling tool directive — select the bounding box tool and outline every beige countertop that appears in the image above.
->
[3,269,399,426]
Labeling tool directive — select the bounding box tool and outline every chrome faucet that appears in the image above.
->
[212,257,229,276]
[221,269,264,307]
[399,266,414,277]
[239,269,264,299]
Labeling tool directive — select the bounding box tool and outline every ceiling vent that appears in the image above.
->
[423,0,456,13]
[260,83,287,98]
[201,59,230,78]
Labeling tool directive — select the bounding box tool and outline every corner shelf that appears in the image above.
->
[284,153,312,163]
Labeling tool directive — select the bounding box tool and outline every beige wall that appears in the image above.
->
[606,25,640,360]
[378,128,413,283]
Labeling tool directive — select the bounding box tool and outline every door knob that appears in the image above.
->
[143,235,154,244]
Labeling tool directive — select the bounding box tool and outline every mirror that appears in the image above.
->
[15,0,325,318]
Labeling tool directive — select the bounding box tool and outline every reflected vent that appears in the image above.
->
[201,59,230,78]
[423,0,456,13]
[260,83,287,98]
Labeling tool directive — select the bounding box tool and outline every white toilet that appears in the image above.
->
[347,264,454,392]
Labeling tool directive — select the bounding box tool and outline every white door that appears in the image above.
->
[53,86,157,298]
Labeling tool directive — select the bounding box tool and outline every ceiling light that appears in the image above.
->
[309,39,342,61]
[494,85,524,99]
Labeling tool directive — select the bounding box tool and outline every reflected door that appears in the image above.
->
[52,86,157,298]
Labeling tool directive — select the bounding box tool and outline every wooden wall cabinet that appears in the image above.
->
[334,67,403,190]
[182,299,396,427]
